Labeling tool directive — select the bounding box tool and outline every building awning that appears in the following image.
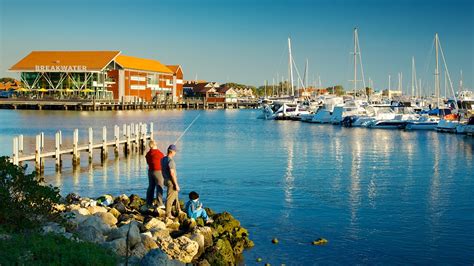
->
[9,51,121,72]
[115,55,173,74]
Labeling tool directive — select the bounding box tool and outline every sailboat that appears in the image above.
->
[431,33,463,133]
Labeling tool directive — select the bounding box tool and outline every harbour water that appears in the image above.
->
[0,109,473,264]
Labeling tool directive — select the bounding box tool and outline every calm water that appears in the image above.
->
[1,109,473,265]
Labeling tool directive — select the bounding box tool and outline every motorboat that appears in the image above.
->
[405,115,440,130]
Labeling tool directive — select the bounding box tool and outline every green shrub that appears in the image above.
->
[0,156,63,231]
[0,230,118,265]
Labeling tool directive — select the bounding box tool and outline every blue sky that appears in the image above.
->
[0,0,473,92]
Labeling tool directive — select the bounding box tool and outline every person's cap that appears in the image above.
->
[168,144,177,151]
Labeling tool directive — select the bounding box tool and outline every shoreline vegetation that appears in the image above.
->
[0,157,253,265]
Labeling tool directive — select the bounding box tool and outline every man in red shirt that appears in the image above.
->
[145,140,165,208]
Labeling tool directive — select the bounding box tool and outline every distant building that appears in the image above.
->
[382,89,403,98]
[9,51,183,102]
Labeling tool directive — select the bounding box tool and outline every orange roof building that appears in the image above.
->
[9,51,183,102]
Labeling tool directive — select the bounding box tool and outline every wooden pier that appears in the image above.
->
[0,98,258,111]
[11,122,154,173]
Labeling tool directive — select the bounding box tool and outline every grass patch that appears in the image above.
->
[0,229,119,265]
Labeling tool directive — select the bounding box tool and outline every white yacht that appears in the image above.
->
[405,115,440,130]
[330,100,368,124]
[310,96,344,123]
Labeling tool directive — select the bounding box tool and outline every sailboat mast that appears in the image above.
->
[389,75,391,91]
[304,59,308,88]
[288,37,295,97]
[353,28,358,95]
[435,33,440,107]
[411,57,415,97]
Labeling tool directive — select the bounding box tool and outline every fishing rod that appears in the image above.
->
[174,113,201,145]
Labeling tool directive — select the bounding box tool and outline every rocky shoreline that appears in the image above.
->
[44,193,253,265]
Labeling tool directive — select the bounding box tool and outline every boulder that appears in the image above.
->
[115,194,130,205]
[190,232,205,259]
[141,234,158,251]
[77,225,105,243]
[129,194,145,210]
[79,215,111,235]
[151,228,171,242]
[159,236,199,263]
[140,249,185,266]
[53,203,67,212]
[66,192,80,203]
[204,238,235,265]
[144,217,166,231]
[131,242,148,259]
[66,210,88,227]
[41,222,66,235]
[111,202,127,214]
[108,208,121,219]
[211,212,240,236]
[76,207,91,216]
[118,213,133,224]
[66,204,81,212]
[95,212,118,226]
[102,237,127,256]
[194,227,213,249]
[87,205,108,215]
[107,222,141,248]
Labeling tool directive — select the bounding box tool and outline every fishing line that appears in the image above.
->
[174,113,201,145]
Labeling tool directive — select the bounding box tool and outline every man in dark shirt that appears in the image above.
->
[145,140,165,208]
[161,144,181,218]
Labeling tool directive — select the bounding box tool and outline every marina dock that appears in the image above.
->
[0,98,258,111]
[11,122,155,172]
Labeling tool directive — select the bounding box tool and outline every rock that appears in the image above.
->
[144,217,166,231]
[114,194,130,205]
[66,210,88,227]
[80,198,97,208]
[159,236,199,263]
[204,238,235,265]
[141,231,153,238]
[140,248,185,266]
[95,212,118,226]
[157,208,166,218]
[129,194,145,210]
[182,218,197,232]
[107,222,141,248]
[79,215,111,235]
[118,213,133,224]
[66,192,80,203]
[41,222,66,235]
[211,212,240,236]
[53,203,67,212]
[194,227,213,249]
[77,225,105,243]
[166,221,180,231]
[76,207,91,216]
[141,234,158,251]
[108,208,121,219]
[87,205,108,215]
[151,228,171,241]
[196,217,205,227]
[102,237,127,256]
[111,202,127,214]
[66,204,81,211]
[312,238,328,245]
[177,211,187,224]
[131,242,148,259]
[190,232,205,259]
[196,259,211,266]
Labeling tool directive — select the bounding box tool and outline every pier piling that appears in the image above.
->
[10,122,154,173]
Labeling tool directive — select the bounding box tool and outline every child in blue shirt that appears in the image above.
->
[185,191,213,224]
